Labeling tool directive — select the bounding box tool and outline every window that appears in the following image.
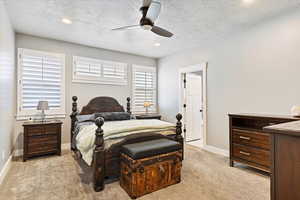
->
[17,49,65,119]
[73,56,127,85]
[132,65,157,114]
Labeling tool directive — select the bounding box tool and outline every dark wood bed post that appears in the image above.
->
[70,96,78,150]
[93,117,105,192]
[175,113,184,159]
[126,97,131,114]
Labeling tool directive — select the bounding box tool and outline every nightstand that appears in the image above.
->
[23,120,62,161]
[135,114,162,120]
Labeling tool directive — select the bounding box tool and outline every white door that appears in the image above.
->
[184,73,203,142]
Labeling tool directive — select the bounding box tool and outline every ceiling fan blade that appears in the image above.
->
[143,0,152,7]
[151,26,173,37]
[112,25,140,31]
[146,0,161,22]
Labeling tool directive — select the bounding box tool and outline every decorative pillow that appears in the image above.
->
[76,114,95,123]
[95,112,131,121]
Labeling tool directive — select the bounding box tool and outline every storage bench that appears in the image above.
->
[120,138,183,199]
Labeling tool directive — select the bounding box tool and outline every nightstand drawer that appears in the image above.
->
[44,125,58,134]
[27,126,44,136]
[28,135,58,145]
[27,144,58,155]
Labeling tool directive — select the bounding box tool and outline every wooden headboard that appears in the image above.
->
[80,96,125,115]
[70,96,131,150]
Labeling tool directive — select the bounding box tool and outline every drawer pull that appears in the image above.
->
[239,136,251,140]
[239,151,251,156]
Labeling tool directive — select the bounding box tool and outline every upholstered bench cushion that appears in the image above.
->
[121,138,181,160]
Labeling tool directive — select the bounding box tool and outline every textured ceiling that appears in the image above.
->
[4,0,300,58]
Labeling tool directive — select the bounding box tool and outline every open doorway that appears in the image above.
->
[179,63,207,148]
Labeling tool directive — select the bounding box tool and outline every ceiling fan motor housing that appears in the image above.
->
[140,6,154,30]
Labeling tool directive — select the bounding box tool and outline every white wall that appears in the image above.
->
[0,1,16,172]
[158,9,300,150]
[14,33,157,150]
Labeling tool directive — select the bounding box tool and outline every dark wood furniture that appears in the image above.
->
[229,114,298,172]
[264,121,300,200]
[70,96,183,192]
[120,142,182,199]
[135,114,161,120]
[23,120,62,162]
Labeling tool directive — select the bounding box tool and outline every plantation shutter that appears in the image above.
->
[73,56,101,81]
[73,56,127,85]
[132,66,157,114]
[17,49,65,117]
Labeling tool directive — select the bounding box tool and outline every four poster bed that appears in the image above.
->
[70,96,183,192]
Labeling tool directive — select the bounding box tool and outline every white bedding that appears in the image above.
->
[76,119,175,165]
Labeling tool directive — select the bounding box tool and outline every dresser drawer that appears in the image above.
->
[232,129,270,150]
[26,126,44,136]
[232,144,270,168]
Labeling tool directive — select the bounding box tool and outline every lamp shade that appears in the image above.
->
[143,102,152,108]
[37,101,49,110]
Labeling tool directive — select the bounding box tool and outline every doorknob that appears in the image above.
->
[200,109,203,112]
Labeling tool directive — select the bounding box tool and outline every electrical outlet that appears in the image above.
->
[2,151,5,161]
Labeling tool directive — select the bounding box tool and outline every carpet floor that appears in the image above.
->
[0,145,270,200]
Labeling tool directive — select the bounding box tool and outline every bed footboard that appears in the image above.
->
[93,117,105,192]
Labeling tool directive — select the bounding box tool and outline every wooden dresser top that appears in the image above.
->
[229,113,300,121]
[264,120,300,137]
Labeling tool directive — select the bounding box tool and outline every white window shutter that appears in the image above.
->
[73,56,127,85]
[132,65,157,114]
[17,48,65,118]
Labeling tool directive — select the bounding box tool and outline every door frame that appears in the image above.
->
[178,62,208,147]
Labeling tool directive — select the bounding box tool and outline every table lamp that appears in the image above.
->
[37,101,49,122]
[143,102,152,115]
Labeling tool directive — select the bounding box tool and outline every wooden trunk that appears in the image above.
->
[120,150,182,199]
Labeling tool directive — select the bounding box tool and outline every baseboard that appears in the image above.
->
[61,143,71,150]
[0,155,12,185]
[202,144,229,157]
[14,143,71,157]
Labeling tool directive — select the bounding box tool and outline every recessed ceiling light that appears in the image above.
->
[242,0,254,5]
[154,43,161,47]
[62,18,72,24]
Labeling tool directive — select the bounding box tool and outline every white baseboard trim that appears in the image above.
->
[0,155,12,185]
[13,143,71,157]
[202,144,229,157]
[61,143,71,150]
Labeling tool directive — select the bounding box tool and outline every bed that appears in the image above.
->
[70,96,183,192]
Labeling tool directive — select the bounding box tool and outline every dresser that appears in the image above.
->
[229,114,298,172]
[23,121,62,161]
[264,121,300,200]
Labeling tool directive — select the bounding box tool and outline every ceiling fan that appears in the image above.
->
[112,0,173,38]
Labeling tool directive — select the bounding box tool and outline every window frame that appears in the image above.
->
[17,48,66,120]
[132,65,157,114]
[72,56,128,86]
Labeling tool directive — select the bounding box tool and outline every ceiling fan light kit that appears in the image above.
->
[112,0,173,38]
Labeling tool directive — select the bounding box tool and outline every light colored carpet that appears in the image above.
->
[0,145,270,200]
